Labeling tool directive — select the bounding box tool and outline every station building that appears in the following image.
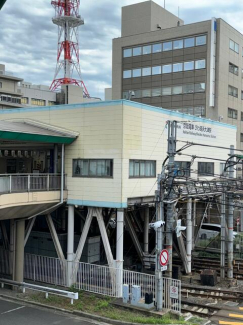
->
[0,100,236,285]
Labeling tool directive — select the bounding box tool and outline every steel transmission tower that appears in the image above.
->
[50,0,90,97]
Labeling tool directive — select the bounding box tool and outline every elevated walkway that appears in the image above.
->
[0,174,67,220]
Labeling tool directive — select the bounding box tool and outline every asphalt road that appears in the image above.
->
[0,297,108,325]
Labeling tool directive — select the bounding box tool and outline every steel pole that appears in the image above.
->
[220,193,226,279]
[67,205,74,286]
[227,145,234,279]
[186,198,192,273]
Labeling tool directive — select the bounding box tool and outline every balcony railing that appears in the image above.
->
[0,174,65,194]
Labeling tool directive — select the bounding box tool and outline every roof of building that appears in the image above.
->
[0,119,79,144]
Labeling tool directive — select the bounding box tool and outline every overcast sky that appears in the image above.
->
[0,0,243,99]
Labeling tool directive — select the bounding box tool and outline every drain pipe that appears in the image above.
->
[61,143,65,204]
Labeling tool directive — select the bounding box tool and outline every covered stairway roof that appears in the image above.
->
[0,119,79,144]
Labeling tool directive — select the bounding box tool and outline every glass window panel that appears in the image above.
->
[73,160,80,175]
[142,89,151,97]
[143,45,151,55]
[152,43,162,53]
[195,59,206,69]
[96,160,105,176]
[123,70,132,78]
[140,161,145,176]
[129,160,134,177]
[134,161,140,176]
[187,107,194,115]
[162,64,172,74]
[162,87,171,95]
[105,160,112,176]
[230,40,235,50]
[145,161,151,176]
[196,35,206,46]
[142,67,151,76]
[195,83,206,92]
[235,43,239,53]
[123,48,132,58]
[133,90,142,99]
[173,63,183,72]
[132,68,141,77]
[82,160,89,176]
[152,88,161,97]
[184,61,194,71]
[123,91,129,99]
[183,84,194,94]
[184,37,195,48]
[133,47,142,56]
[152,66,161,75]
[172,85,183,95]
[173,39,183,49]
[163,41,172,51]
[89,161,97,176]
[194,106,205,117]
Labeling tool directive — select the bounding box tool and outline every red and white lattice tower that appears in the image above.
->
[50,0,90,97]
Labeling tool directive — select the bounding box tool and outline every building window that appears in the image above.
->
[229,62,239,75]
[184,61,194,71]
[48,101,56,106]
[142,67,151,76]
[241,133,243,142]
[184,37,195,48]
[129,160,156,178]
[123,70,131,79]
[230,39,239,53]
[198,162,214,176]
[21,97,29,104]
[31,98,46,106]
[152,66,161,75]
[152,43,162,53]
[73,159,113,177]
[0,82,2,88]
[196,35,206,46]
[173,39,183,50]
[163,41,172,51]
[173,63,183,72]
[228,85,238,98]
[123,49,132,58]
[142,89,151,97]
[183,84,194,94]
[152,88,161,97]
[132,69,141,78]
[162,64,172,74]
[143,45,151,55]
[195,59,206,69]
[162,87,171,96]
[172,85,183,95]
[195,83,206,92]
[133,47,142,56]
[242,91,243,100]
[174,161,191,176]
[133,90,142,98]
[228,108,238,119]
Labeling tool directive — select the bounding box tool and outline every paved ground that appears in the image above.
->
[0,297,108,325]
[211,304,243,325]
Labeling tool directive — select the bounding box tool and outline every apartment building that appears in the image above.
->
[112,1,243,150]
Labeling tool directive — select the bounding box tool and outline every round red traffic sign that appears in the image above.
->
[159,249,169,267]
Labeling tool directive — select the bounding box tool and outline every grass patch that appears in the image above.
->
[26,291,193,324]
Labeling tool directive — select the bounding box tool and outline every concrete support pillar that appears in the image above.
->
[67,205,74,287]
[54,144,58,174]
[186,198,192,274]
[10,219,15,278]
[14,219,25,282]
[116,209,124,297]
[143,207,149,254]
[192,200,196,250]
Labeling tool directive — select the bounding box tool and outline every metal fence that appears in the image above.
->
[0,249,181,313]
[0,174,64,194]
[74,262,120,297]
[24,253,67,287]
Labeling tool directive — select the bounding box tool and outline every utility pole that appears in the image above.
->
[220,193,226,279]
[165,121,177,278]
[227,145,234,279]
[155,174,164,311]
